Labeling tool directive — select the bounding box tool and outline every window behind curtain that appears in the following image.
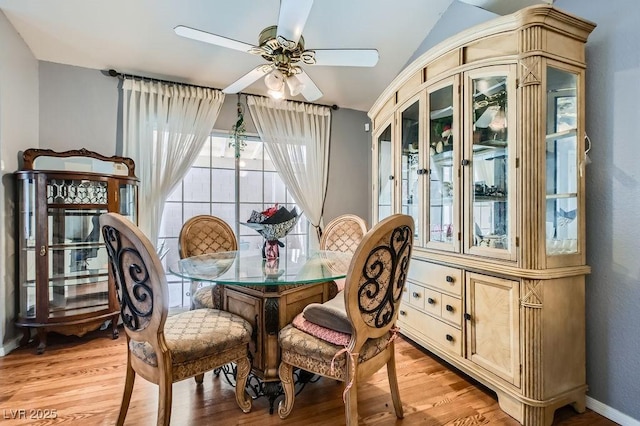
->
[158,133,308,309]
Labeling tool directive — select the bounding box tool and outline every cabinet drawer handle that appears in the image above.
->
[399,310,407,316]
[464,313,472,321]
[445,275,454,283]
[427,297,435,304]
[412,292,421,298]
[388,175,395,180]
[446,304,454,312]
[461,159,470,166]
[446,334,454,342]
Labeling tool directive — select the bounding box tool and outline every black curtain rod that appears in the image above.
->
[106,69,339,110]
[107,69,217,91]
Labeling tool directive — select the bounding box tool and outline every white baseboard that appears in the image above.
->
[587,396,640,426]
[0,337,21,357]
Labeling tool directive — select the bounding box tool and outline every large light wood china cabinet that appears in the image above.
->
[368,6,595,425]
[14,149,138,354]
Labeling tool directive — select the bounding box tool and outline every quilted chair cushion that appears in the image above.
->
[192,285,216,309]
[130,309,252,367]
[279,324,391,381]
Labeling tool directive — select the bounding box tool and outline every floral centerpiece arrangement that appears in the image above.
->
[242,204,300,260]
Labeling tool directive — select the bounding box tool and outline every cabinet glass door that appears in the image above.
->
[18,178,37,319]
[400,99,421,244]
[377,124,394,221]
[427,82,457,250]
[47,205,110,319]
[546,67,578,255]
[119,183,138,223]
[466,68,515,259]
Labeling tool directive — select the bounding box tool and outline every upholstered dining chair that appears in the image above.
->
[278,214,414,425]
[320,214,368,291]
[100,213,252,426]
[178,215,238,310]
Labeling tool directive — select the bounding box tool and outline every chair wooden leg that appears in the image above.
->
[344,375,359,426]
[157,375,172,426]
[116,360,136,426]
[277,361,295,419]
[386,346,404,419]
[234,356,252,413]
[194,373,204,384]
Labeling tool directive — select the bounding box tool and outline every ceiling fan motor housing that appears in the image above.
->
[257,26,313,76]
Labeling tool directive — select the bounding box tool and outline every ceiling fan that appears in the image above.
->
[174,0,379,102]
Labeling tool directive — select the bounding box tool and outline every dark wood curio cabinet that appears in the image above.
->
[14,149,138,353]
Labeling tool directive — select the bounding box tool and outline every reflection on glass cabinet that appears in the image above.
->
[15,148,138,354]
[546,67,578,255]
[401,100,420,240]
[471,75,509,250]
[377,125,393,221]
[429,85,455,245]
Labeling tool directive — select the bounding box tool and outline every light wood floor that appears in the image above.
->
[0,329,616,426]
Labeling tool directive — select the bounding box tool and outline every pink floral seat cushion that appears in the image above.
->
[292,313,350,346]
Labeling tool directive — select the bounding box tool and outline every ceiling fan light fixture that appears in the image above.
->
[286,75,305,97]
[264,69,285,91]
[267,86,286,100]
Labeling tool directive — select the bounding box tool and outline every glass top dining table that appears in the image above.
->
[169,249,353,286]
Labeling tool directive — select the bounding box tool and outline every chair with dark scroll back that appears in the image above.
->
[100,213,252,426]
[178,215,238,310]
[278,213,414,425]
[320,214,368,291]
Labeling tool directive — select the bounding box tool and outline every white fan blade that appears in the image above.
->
[276,0,313,48]
[311,49,379,67]
[223,65,272,94]
[296,70,323,102]
[174,25,255,53]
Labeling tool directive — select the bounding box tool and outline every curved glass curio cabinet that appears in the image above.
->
[369,5,595,425]
[14,149,138,353]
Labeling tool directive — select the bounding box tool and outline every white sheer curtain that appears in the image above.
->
[122,78,225,246]
[246,95,331,247]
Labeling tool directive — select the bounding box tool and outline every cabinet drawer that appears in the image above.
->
[408,283,426,310]
[423,287,441,317]
[441,294,462,326]
[398,303,462,357]
[408,260,462,296]
[401,286,410,303]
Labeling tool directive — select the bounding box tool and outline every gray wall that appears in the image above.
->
[0,10,39,352]
[407,0,640,421]
[324,108,371,225]
[556,0,640,420]
[39,63,118,152]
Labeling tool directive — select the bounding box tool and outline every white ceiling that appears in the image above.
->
[0,0,550,111]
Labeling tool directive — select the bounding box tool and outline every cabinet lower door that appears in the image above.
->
[465,272,520,387]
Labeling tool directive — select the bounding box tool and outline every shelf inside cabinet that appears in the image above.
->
[473,140,507,149]
[546,128,577,140]
[545,193,577,200]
